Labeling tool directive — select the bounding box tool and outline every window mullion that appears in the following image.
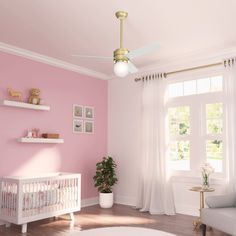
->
[190,100,203,173]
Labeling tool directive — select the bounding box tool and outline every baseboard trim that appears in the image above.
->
[175,204,198,216]
[114,195,136,207]
[81,197,99,208]
[114,195,198,216]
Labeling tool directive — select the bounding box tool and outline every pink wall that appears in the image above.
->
[0,52,107,199]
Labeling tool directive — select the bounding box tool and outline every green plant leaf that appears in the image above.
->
[93,156,118,193]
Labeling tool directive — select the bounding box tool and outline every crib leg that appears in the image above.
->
[69,212,74,221]
[5,222,11,228]
[21,223,27,233]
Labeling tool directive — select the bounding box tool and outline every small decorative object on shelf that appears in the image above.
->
[7,88,23,102]
[32,128,40,138]
[22,129,62,143]
[25,130,33,138]
[39,99,44,105]
[25,129,40,138]
[28,88,41,105]
[42,133,60,139]
[201,162,214,190]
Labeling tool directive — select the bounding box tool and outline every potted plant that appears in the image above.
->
[93,156,118,208]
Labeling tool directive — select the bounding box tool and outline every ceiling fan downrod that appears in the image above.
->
[114,11,129,63]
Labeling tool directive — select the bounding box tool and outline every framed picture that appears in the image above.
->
[73,104,83,118]
[84,120,94,134]
[73,119,83,133]
[84,106,94,119]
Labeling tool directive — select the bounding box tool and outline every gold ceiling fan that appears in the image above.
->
[73,11,159,77]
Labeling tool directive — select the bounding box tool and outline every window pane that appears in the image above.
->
[211,76,223,92]
[170,141,190,170]
[206,103,223,134]
[207,120,223,134]
[197,78,210,94]
[206,140,223,172]
[184,80,196,96]
[168,106,190,136]
[168,82,183,98]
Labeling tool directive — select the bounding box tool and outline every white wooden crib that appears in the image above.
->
[0,172,81,233]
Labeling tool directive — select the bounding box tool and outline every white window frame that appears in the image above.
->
[165,67,226,179]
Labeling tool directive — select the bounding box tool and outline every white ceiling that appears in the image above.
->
[1,0,236,77]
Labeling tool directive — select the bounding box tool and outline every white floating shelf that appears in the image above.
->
[17,138,64,144]
[1,100,50,111]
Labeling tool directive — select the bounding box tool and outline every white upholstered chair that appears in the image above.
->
[201,193,236,236]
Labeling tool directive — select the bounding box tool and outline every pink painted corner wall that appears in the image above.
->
[0,51,107,199]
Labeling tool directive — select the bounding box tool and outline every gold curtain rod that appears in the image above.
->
[134,62,222,82]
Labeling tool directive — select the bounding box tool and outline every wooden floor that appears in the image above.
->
[0,204,229,236]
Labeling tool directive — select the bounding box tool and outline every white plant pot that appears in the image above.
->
[99,192,114,208]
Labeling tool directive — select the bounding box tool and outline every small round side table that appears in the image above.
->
[189,186,215,230]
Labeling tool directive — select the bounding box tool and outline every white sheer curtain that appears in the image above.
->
[224,58,236,193]
[136,76,175,215]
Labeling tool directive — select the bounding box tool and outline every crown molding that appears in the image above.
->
[2,42,236,81]
[0,42,110,80]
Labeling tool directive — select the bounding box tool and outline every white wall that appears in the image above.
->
[108,72,226,216]
[108,77,142,205]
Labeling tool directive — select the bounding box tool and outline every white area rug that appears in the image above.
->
[71,227,176,236]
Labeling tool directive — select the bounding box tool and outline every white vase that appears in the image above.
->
[99,192,114,208]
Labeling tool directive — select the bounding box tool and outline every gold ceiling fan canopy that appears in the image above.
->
[115,11,128,20]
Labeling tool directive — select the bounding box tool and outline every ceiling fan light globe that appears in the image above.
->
[114,61,129,77]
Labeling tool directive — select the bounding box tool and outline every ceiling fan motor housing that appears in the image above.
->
[113,48,129,63]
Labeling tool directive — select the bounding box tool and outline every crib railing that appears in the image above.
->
[20,177,80,217]
[0,173,81,225]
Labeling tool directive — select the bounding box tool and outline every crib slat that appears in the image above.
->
[10,184,12,217]
[69,179,71,208]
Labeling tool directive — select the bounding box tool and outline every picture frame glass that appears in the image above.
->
[73,119,83,133]
[85,107,94,119]
[85,121,93,133]
[73,105,83,118]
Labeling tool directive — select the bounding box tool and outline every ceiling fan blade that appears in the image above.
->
[72,55,112,60]
[128,62,138,74]
[126,42,160,59]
